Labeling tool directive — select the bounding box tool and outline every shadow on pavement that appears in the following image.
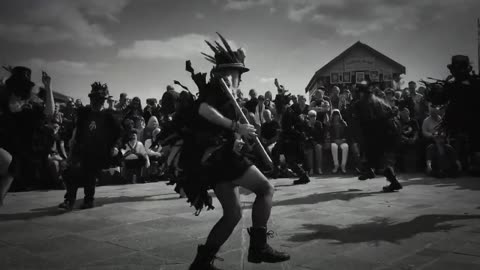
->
[241,189,383,209]
[400,176,480,191]
[288,214,480,244]
[0,194,182,222]
[273,189,384,207]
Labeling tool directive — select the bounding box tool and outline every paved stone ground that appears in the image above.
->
[1,174,480,270]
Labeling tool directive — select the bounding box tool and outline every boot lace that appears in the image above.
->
[266,230,276,239]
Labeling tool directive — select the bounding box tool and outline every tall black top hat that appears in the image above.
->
[4,66,35,99]
[201,33,249,73]
[448,55,471,69]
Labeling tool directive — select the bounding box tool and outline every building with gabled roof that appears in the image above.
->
[305,41,406,96]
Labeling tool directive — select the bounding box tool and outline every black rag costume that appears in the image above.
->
[0,67,49,191]
[353,82,402,191]
[163,35,252,215]
[423,55,480,173]
[61,83,121,206]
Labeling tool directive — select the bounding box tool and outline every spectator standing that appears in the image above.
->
[161,85,179,118]
[114,93,128,112]
[245,89,259,114]
[52,103,63,124]
[304,110,324,175]
[260,109,280,153]
[252,95,266,127]
[329,109,349,173]
[125,96,143,121]
[74,99,83,109]
[330,86,341,110]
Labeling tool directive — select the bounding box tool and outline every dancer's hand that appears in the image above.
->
[237,123,256,138]
[42,71,51,89]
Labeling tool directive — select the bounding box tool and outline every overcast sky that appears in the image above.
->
[0,0,479,103]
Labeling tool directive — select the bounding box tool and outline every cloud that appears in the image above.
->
[285,0,471,37]
[260,77,275,83]
[118,34,210,60]
[223,0,274,10]
[25,58,109,76]
[119,34,240,60]
[0,0,129,47]
[195,12,206,19]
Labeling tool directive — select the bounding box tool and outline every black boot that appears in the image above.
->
[247,227,290,263]
[189,245,222,270]
[382,167,402,192]
[358,168,376,180]
[58,200,74,211]
[293,174,310,185]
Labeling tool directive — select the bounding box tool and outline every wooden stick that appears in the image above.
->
[219,78,273,169]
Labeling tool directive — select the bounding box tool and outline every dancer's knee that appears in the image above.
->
[224,205,243,225]
[0,148,12,176]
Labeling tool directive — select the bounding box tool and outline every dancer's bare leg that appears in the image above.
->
[205,182,242,248]
[232,166,274,228]
[0,148,13,206]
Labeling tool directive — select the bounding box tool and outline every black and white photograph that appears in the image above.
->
[1,1,480,269]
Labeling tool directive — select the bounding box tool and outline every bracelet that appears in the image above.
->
[234,122,239,133]
[230,120,236,131]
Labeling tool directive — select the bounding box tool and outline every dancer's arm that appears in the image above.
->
[198,102,256,137]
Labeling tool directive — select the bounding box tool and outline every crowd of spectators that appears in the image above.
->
[6,75,467,192]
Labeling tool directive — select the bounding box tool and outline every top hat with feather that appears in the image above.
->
[202,33,249,74]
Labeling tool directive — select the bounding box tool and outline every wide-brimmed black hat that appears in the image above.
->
[448,55,471,70]
[88,82,112,99]
[202,33,249,73]
[4,66,35,99]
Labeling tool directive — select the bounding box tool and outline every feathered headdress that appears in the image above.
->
[88,81,111,99]
[201,32,249,73]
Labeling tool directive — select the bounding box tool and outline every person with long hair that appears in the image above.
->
[179,34,289,270]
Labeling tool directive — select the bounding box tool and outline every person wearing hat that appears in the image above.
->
[0,67,54,204]
[179,33,289,270]
[58,82,121,210]
[161,84,179,118]
[439,55,480,174]
[352,80,403,192]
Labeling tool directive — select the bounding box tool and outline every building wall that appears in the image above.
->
[308,46,405,97]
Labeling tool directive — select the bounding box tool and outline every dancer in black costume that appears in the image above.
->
[0,67,54,205]
[181,33,289,270]
[353,81,403,192]
[58,82,121,210]
[432,55,480,173]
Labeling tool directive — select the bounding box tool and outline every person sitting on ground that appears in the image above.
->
[329,109,349,173]
[46,119,68,189]
[143,116,159,143]
[397,108,419,172]
[304,110,325,175]
[426,131,462,178]
[145,128,163,160]
[122,129,150,183]
[422,104,442,143]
